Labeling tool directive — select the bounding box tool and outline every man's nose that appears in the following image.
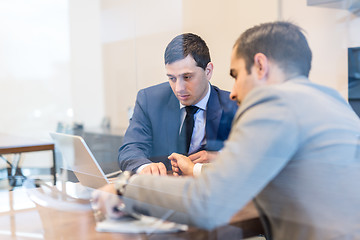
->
[176,79,185,92]
[229,89,236,101]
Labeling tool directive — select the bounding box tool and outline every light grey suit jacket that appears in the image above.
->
[122,77,360,240]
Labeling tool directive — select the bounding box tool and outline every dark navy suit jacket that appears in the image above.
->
[118,82,238,171]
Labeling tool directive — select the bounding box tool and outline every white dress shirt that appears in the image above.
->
[179,82,210,154]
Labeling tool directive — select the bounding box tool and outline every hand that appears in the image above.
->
[91,184,126,220]
[188,150,218,164]
[168,153,194,176]
[139,162,167,175]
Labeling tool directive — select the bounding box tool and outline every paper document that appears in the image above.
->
[96,215,188,233]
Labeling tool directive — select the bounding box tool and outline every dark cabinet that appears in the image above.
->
[82,128,125,174]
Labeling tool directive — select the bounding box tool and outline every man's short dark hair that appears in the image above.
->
[164,33,211,70]
[234,21,312,78]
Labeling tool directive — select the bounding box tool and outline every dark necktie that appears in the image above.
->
[178,106,199,155]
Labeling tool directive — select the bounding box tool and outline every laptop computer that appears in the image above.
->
[49,132,188,233]
[50,132,120,189]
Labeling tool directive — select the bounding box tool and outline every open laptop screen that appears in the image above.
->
[50,132,109,189]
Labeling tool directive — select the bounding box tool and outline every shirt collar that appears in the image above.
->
[179,82,211,111]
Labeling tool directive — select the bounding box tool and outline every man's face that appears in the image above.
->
[229,49,258,105]
[166,55,211,106]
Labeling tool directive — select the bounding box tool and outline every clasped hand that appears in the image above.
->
[169,150,218,176]
[139,150,217,176]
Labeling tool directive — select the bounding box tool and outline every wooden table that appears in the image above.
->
[0,183,264,240]
[0,134,56,186]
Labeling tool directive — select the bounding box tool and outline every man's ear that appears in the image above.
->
[205,62,213,80]
[253,53,269,81]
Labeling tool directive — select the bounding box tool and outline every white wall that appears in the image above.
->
[180,0,356,98]
[101,0,183,128]
[0,0,107,139]
[69,0,105,128]
[282,0,351,97]
[0,0,71,139]
[0,0,71,168]
[182,0,279,92]
[348,16,360,47]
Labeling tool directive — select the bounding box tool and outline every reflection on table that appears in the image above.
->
[0,180,264,240]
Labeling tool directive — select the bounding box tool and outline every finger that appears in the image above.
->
[172,167,179,172]
[174,168,182,176]
[99,203,107,219]
[150,164,160,175]
[105,194,124,219]
[173,172,179,176]
[171,161,178,168]
[96,193,110,218]
[168,153,176,160]
[188,152,200,160]
[172,153,192,164]
[168,152,182,160]
[188,151,203,161]
[192,159,203,164]
[157,163,167,175]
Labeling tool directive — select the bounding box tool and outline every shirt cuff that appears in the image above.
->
[136,163,150,173]
[193,163,203,177]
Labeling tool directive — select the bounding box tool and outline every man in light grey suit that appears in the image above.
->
[118,33,237,175]
[94,22,360,239]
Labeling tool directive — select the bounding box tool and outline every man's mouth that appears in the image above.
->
[178,94,190,101]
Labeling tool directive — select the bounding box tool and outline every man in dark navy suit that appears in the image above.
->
[118,33,237,175]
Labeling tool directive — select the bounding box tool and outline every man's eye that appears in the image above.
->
[168,77,176,81]
[184,76,191,80]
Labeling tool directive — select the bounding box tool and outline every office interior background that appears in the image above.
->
[0,0,360,170]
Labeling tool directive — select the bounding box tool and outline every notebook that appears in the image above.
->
[50,132,119,189]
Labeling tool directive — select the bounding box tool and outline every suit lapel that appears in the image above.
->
[206,85,222,141]
[166,92,181,154]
